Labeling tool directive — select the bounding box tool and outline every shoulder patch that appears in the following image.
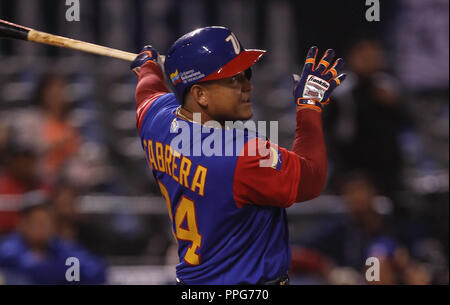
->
[269,146,282,170]
[170,118,179,133]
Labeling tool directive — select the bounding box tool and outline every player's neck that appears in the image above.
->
[176,106,225,128]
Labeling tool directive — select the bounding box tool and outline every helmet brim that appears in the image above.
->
[200,49,266,82]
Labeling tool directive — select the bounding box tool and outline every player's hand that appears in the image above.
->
[130,45,160,77]
[293,46,346,112]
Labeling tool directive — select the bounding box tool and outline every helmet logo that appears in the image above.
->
[170,69,182,85]
[225,33,241,55]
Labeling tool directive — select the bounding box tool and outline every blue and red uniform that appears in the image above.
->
[135,61,327,284]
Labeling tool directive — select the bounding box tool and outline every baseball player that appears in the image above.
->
[130,26,346,285]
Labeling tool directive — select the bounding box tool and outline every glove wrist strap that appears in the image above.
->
[296,97,323,112]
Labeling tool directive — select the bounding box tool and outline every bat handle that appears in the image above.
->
[0,19,30,40]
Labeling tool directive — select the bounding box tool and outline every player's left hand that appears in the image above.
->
[293,46,346,112]
[130,45,160,77]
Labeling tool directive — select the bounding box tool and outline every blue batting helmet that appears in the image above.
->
[164,26,266,103]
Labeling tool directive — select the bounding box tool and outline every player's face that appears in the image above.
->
[201,71,253,122]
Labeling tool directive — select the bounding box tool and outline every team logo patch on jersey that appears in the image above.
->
[270,146,282,170]
[170,118,179,132]
[170,69,182,85]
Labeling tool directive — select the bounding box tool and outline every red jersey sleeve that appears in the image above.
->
[233,138,301,208]
[292,109,328,203]
[135,61,170,133]
[233,109,327,208]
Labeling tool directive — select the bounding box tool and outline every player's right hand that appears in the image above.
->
[130,45,160,77]
[293,46,346,112]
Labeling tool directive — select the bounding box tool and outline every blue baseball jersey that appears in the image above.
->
[135,62,303,284]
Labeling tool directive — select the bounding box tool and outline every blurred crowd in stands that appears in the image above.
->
[0,0,448,284]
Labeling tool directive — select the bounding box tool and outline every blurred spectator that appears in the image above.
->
[52,183,79,241]
[0,143,42,195]
[290,172,438,284]
[364,237,432,285]
[51,182,109,255]
[32,74,82,180]
[325,38,413,196]
[0,191,106,284]
[10,74,82,184]
[0,141,48,235]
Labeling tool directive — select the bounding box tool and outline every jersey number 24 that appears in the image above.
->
[158,181,202,265]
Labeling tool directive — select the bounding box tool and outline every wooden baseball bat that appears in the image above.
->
[0,19,165,63]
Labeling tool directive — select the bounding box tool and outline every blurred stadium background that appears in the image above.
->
[0,0,448,284]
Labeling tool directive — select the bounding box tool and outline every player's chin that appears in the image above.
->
[237,102,253,120]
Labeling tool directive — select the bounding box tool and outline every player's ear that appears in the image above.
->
[189,84,209,107]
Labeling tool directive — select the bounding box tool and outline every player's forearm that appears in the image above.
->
[292,109,327,202]
[135,61,169,109]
